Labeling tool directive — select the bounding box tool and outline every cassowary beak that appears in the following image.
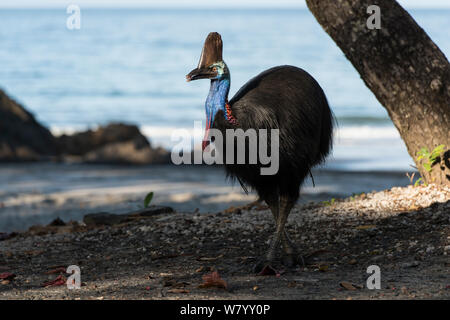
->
[186,67,217,82]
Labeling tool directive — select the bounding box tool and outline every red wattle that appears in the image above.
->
[202,116,212,151]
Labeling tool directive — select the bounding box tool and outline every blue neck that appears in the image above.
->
[205,77,231,125]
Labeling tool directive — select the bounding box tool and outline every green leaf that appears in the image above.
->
[430,144,445,162]
[423,163,432,172]
[414,178,423,187]
[434,144,445,153]
[144,192,154,208]
[417,147,429,156]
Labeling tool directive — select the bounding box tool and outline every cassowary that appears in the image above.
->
[186,32,333,272]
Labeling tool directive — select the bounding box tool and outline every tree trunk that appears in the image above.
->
[306,0,450,186]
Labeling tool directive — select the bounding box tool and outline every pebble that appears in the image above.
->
[401,261,420,268]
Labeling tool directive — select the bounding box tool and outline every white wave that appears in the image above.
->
[51,124,403,151]
[335,125,401,141]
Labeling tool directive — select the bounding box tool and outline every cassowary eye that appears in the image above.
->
[212,66,217,72]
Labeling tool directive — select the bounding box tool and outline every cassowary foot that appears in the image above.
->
[281,253,306,268]
[281,233,305,268]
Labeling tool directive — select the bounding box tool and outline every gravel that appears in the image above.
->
[0,184,448,300]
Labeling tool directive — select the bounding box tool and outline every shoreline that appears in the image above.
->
[0,162,414,233]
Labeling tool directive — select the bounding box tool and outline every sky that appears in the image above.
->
[1,0,450,9]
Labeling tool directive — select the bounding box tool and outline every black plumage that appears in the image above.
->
[187,32,334,271]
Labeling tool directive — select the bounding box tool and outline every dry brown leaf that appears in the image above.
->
[287,281,297,288]
[163,279,189,288]
[340,281,357,291]
[195,266,205,273]
[198,271,227,289]
[42,275,66,287]
[355,225,376,230]
[197,254,224,261]
[318,264,329,272]
[45,267,66,274]
[0,272,16,280]
[167,288,190,294]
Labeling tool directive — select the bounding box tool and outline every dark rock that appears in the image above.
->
[83,212,128,226]
[0,89,170,164]
[0,89,58,161]
[27,221,83,236]
[48,217,66,227]
[83,206,174,226]
[131,206,175,217]
[56,123,170,164]
[0,232,18,241]
[401,261,420,268]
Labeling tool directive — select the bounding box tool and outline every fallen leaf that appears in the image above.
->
[355,225,376,230]
[167,288,190,294]
[0,272,16,280]
[159,273,173,277]
[45,267,66,274]
[163,279,189,288]
[195,266,204,273]
[287,281,297,288]
[318,264,329,272]
[253,285,259,291]
[42,275,66,287]
[340,281,358,291]
[197,254,224,261]
[198,271,227,289]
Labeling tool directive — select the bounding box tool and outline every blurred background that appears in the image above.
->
[0,0,449,231]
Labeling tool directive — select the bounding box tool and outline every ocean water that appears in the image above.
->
[0,8,449,171]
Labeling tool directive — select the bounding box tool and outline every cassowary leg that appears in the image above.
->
[280,226,305,267]
[276,195,300,267]
[263,193,299,267]
[254,193,297,272]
